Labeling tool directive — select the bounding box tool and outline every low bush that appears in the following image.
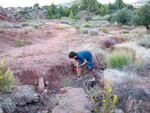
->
[122,31,129,34]
[0,56,14,92]
[79,28,89,34]
[55,26,63,29]
[34,25,39,28]
[122,25,134,30]
[139,35,150,48]
[15,39,32,47]
[102,78,117,113]
[61,17,71,20]
[85,16,92,21]
[106,50,133,68]
[88,29,100,36]
[62,78,71,87]
[102,28,108,34]
[83,24,92,28]
[75,25,81,31]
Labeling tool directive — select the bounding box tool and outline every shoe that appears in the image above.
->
[93,75,98,82]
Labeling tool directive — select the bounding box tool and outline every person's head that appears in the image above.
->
[69,51,77,59]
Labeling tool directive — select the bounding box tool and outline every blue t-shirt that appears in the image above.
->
[75,51,92,63]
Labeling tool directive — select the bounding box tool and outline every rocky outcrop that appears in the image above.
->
[0,6,18,23]
[12,85,40,106]
[7,7,46,20]
[0,95,16,113]
[52,87,92,113]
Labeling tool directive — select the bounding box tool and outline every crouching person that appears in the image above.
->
[69,50,98,81]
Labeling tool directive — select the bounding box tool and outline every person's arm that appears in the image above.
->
[79,59,87,67]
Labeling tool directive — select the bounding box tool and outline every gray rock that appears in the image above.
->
[13,25,22,28]
[0,21,13,29]
[113,109,124,113]
[21,23,30,27]
[109,39,117,45]
[0,108,3,113]
[12,85,40,106]
[0,97,16,113]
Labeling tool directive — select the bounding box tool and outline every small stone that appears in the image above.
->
[0,108,3,113]
[45,81,49,86]
[42,110,48,113]
[38,77,45,91]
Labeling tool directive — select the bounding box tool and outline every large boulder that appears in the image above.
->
[12,85,40,106]
[100,69,129,91]
[52,87,92,113]
[0,6,18,23]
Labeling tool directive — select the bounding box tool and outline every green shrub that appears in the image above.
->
[85,16,92,21]
[62,78,71,87]
[55,26,63,29]
[15,39,32,47]
[122,31,129,34]
[61,17,70,20]
[34,25,39,28]
[85,10,90,15]
[106,50,133,68]
[75,25,81,31]
[83,24,92,28]
[74,15,80,20]
[33,3,39,8]
[91,96,99,113]
[122,25,134,30]
[102,78,117,113]
[102,28,108,33]
[79,28,89,34]
[137,59,145,71]
[88,29,100,36]
[0,56,14,92]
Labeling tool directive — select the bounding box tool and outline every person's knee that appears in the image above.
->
[88,65,93,71]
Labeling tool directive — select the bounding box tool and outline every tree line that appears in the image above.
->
[108,2,150,31]
[33,0,134,20]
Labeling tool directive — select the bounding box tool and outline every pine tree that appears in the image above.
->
[69,10,74,19]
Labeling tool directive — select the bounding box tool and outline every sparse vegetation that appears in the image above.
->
[79,28,89,34]
[102,78,117,113]
[85,16,92,21]
[137,59,145,71]
[122,31,129,34]
[55,26,64,29]
[83,24,92,28]
[0,56,14,92]
[91,96,99,113]
[62,78,72,87]
[106,50,133,68]
[102,28,108,33]
[15,39,32,47]
[88,29,100,36]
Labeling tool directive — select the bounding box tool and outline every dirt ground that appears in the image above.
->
[0,21,147,92]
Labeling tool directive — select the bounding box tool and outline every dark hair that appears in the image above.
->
[69,51,76,58]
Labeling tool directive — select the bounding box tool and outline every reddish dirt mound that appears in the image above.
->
[0,21,114,92]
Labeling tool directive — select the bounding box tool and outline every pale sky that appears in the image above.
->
[0,0,137,8]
